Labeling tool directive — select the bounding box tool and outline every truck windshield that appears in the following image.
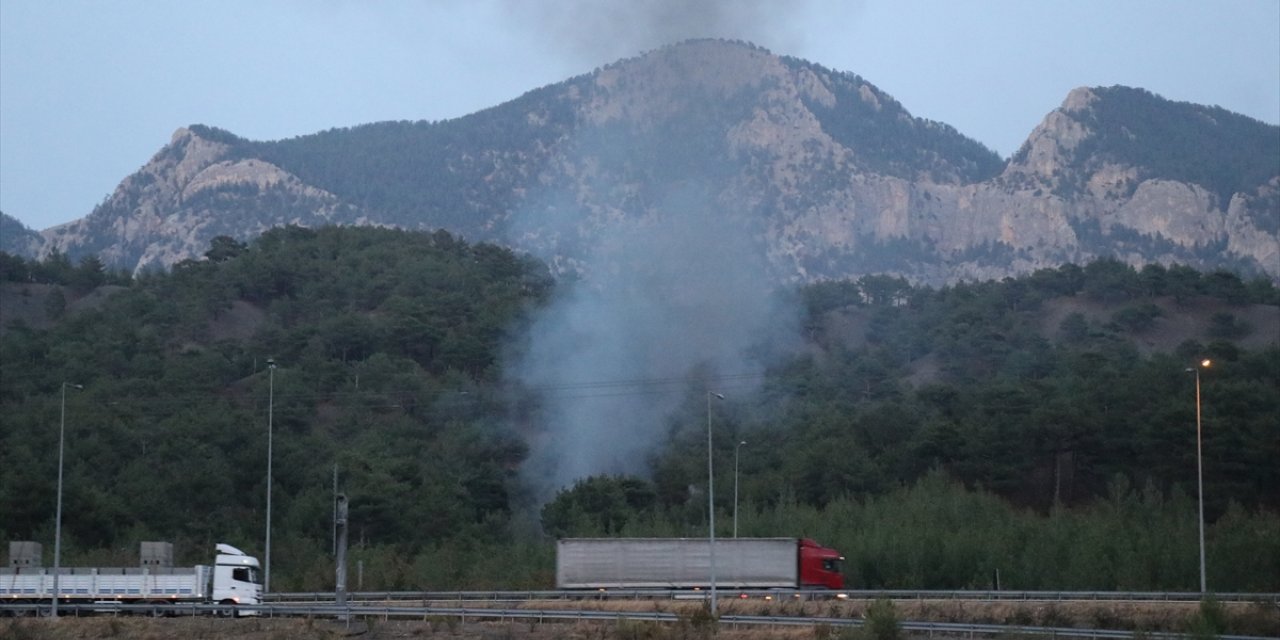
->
[232,567,263,585]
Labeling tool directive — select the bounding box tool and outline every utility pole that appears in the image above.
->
[335,494,349,612]
[327,465,332,555]
[707,391,724,616]
[52,381,81,619]
[264,358,276,594]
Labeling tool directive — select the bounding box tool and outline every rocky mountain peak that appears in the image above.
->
[575,40,842,169]
[15,44,1278,284]
[39,125,352,272]
[587,41,796,116]
[167,126,233,180]
[1005,87,1098,184]
[1060,86,1100,112]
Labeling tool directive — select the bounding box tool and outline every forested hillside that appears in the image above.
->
[1062,86,1280,208]
[1,228,1276,591]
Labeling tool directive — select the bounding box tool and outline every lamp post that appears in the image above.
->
[265,358,276,594]
[706,391,724,616]
[1186,358,1210,593]
[734,441,747,538]
[52,381,81,619]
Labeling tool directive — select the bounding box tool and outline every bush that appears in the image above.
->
[1190,596,1227,637]
[1110,303,1163,332]
[863,598,901,640]
[1208,312,1251,339]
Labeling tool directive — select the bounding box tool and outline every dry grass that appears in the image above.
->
[510,595,1278,634]
[0,617,345,640]
[4,597,1276,639]
[0,617,812,640]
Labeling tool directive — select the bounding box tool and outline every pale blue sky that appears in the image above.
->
[2,0,1277,231]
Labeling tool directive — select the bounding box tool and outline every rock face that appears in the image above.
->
[27,40,1280,283]
[41,128,358,271]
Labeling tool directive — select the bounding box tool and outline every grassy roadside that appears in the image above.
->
[3,597,1276,639]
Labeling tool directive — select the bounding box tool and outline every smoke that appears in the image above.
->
[505,179,801,502]
[499,0,816,66]
[494,0,820,504]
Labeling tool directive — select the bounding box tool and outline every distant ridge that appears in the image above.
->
[23,39,1279,283]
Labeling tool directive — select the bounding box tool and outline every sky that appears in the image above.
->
[2,0,1278,232]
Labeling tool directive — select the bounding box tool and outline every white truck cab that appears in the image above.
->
[212,543,262,608]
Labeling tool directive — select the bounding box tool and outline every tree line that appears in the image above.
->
[1,232,1276,591]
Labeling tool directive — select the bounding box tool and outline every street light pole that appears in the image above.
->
[1188,358,1210,593]
[706,391,723,616]
[52,381,80,619]
[734,441,746,538]
[265,358,276,594]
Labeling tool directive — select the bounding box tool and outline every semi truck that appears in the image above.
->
[1,541,262,613]
[556,537,844,590]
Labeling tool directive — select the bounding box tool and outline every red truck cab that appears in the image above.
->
[798,538,844,589]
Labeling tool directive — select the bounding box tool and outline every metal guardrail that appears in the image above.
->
[267,588,1280,604]
[1,601,1276,640]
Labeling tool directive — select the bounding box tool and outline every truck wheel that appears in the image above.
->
[216,600,238,618]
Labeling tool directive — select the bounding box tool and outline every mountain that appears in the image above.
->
[28,39,1280,283]
[1,212,43,257]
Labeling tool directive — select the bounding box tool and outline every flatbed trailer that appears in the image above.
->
[1,542,261,610]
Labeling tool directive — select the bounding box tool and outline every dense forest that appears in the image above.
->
[1,227,1276,592]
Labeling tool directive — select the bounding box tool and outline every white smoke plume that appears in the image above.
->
[505,182,801,502]
[496,0,821,504]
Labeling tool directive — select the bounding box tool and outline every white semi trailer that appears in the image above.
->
[556,537,844,589]
[1,542,262,612]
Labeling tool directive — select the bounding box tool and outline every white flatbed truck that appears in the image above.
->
[1,542,261,614]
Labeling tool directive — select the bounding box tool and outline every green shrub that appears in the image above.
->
[864,598,901,640]
[1187,595,1227,638]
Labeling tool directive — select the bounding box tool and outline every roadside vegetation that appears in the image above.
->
[3,595,1277,638]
